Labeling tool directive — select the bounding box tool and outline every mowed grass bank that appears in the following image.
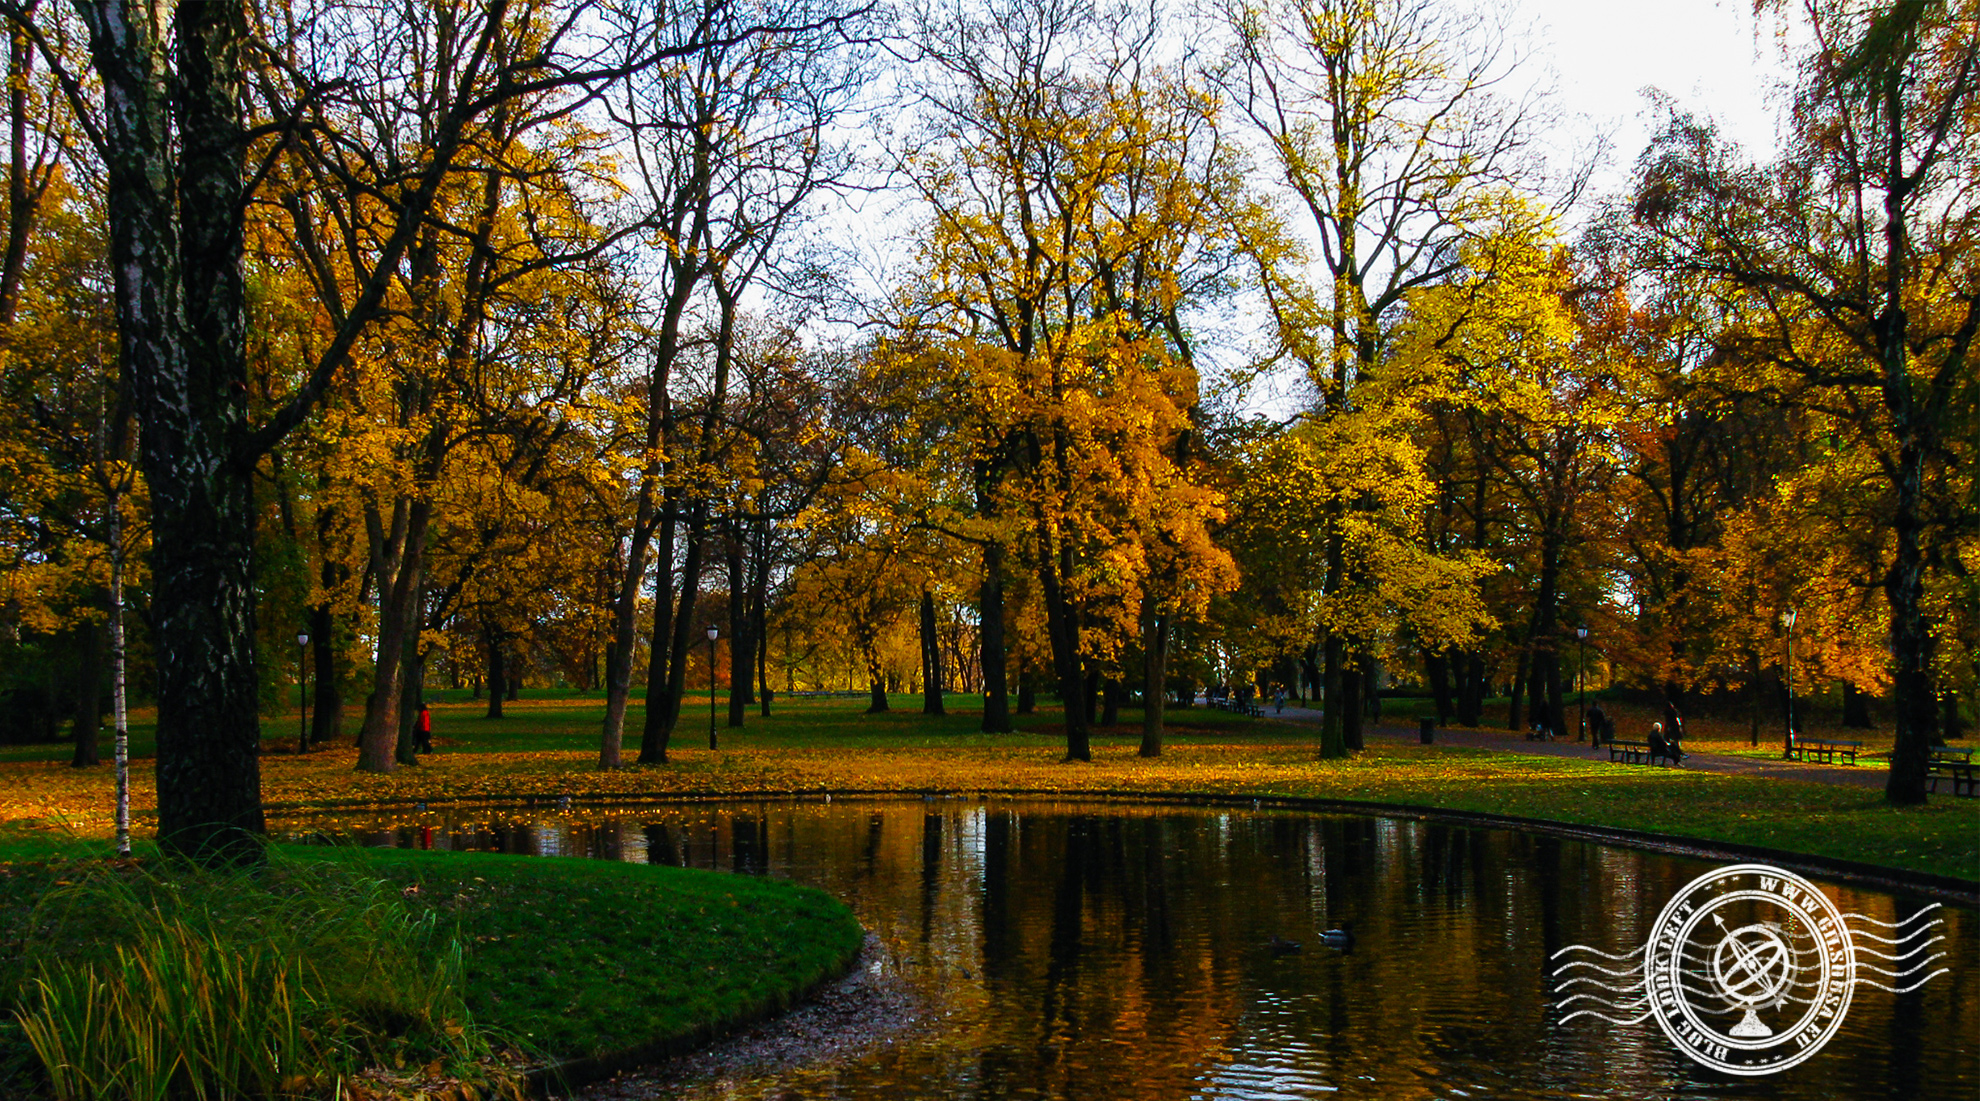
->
[3,691,1972,883]
[0,837,861,1098]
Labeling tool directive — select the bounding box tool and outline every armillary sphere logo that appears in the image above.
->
[1553,863,1951,1076]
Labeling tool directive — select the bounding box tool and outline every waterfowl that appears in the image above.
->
[1320,924,1355,949]
[1269,935,1303,955]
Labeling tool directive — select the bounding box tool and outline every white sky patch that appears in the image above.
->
[1513,0,1801,201]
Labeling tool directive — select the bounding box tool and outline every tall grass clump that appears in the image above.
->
[10,852,513,1100]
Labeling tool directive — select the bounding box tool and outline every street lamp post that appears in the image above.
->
[297,632,311,754]
[1782,608,1798,758]
[1575,625,1589,742]
[707,626,720,750]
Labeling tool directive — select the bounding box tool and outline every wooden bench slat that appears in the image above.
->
[1928,747,1976,796]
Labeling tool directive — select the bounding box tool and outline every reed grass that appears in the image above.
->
[10,853,517,1100]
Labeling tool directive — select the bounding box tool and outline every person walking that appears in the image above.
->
[415,702,434,754]
[1663,698,1688,761]
[1274,687,1287,714]
[1587,700,1609,749]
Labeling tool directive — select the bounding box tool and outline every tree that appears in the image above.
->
[603,0,862,766]
[898,0,1239,760]
[14,0,844,861]
[1393,209,1618,737]
[1629,0,1978,801]
[1222,0,1553,755]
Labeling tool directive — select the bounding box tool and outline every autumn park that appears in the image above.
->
[0,0,1974,1097]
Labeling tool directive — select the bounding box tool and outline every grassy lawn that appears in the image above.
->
[320,845,861,1061]
[3,690,1971,883]
[0,834,860,1097]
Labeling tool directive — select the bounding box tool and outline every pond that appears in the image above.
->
[280,799,1978,1100]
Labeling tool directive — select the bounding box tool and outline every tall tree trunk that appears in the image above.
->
[1527,660,1549,738]
[1340,653,1363,750]
[1139,597,1167,757]
[1885,486,1933,801]
[919,588,945,715]
[979,540,1012,732]
[862,619,889,714]
[1016,671,1035,714]
[1507,647,1529,731]
[1876,69,1935,805]
[1319,634,1346,756]
[1036,525,1088,761]
[395,637,425,765]
[600,509,655,767]
[1458,652,1485,727]
[728,536,749,727]
[1425,647,1453,725]
[0,20,42,321]
[1842,680,1873,729]
[757,613,773,717]
[638,499,679,761]
[88,0,264,863]
[308,603,341,745]
[485,629,506,719]
[361,499,429,772]
[1535,539,1564,738]
[656,517,708,742]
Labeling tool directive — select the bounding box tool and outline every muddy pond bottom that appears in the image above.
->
[280,799,1978,1100]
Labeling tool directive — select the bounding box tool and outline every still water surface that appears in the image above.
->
[285,799,1977,1100]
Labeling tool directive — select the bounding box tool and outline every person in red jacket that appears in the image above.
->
[415,702,433,754]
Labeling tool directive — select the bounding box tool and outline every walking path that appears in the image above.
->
[1259,705,1890,791]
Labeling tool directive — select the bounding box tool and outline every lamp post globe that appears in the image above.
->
[1575,625,1589,742]
[707,626,720,750]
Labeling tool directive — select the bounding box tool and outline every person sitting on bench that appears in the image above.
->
[1648,721,1683,766]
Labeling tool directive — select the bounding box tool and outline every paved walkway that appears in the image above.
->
[1256,705,1889,791]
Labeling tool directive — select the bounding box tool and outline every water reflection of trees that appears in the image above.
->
[288,802,1975,1100]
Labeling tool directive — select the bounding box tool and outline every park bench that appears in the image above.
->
[1786,735,1864,766]
[1927,746,1975,797]
[1209,697,1264,718]
[1608,740,1652,765]
[1608,740,1682,767]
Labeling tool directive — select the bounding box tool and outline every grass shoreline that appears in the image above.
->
[5,691,1976,882]
[0,839,863,1099]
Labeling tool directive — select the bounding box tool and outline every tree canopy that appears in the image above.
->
[0,0,1971,860]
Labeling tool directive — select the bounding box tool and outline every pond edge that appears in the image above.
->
[266,786,1980,909]
[522,923,864,1098]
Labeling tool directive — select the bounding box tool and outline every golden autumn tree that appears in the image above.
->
[895,0,1241,760]
[1220,0,1558,756]
[1389,205,1621,739]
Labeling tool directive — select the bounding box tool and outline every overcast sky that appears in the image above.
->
[1513,0,1802,201]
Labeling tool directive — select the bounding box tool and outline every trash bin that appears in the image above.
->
[1419,717,1435,744]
